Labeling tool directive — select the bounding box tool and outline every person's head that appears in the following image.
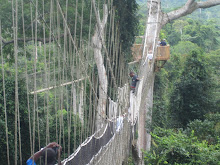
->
[42,148,57,165]
[163,39,166,41]
[129,72,134,77]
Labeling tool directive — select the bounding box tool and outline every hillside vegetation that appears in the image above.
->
[131,1,220,165]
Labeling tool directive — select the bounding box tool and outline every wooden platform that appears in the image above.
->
[131,44,143,61]
[156,45,170,61]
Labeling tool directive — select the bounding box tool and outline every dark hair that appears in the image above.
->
[42,148,57,165]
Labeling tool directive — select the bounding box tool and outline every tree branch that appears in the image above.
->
[162,0,220,25]
[198,0,220,8]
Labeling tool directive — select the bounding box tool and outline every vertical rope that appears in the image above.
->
[73,0,78,151]
[113,26,119,100]
[89,69,95,134]
[92,75,99,134]
[106,1,113,104]
[61,0,66,156]
[68,33,73,153]
[15,0,22,163]
[46,0,53,145]
[53,21,58,145]
[34,0,42,159]
[0,20,10,165]
[11,0,18,163]
[21,0,33,156]
[29,1,37,159]
[79,0,85,144]
[56,0,62,149]
[56,0,61,144]
[85,0,93,138]
[109,5,115,100]
[64,0,71,157]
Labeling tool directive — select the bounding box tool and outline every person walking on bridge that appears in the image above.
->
[129,72,139,93]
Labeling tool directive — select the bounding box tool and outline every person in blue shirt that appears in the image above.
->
[26,142,62,165]
[160,39,167,46]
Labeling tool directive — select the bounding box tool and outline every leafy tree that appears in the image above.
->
[171,41,200,56]
[206,49,220,111]
[169,50,215,128]
[173,20,189,41]
[114,0,139,54]
[186,113,220,145]
[144,127,220,165]
[0,68,32,164]
[163,18,220,51]
[153,69,169,128]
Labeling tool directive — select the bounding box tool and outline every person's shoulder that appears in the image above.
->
[26,159,36,165]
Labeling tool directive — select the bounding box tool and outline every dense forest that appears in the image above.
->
[135,0,220,164]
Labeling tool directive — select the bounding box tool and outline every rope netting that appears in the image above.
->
[89,119,131,165]
[0,0,131,164]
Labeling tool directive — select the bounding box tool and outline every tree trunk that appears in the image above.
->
[138,0,162,156]
[92,3,108,130]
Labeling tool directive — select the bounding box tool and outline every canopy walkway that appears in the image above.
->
[61,80,144,164]
[0,0,172,164]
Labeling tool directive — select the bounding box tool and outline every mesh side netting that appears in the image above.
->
[89,118,131,165]
[129,79,143,125]
[62,121,114,165]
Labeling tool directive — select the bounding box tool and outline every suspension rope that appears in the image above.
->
[55,0,123,123]
[21,0,33,156]
[0,20,10,165]
[11,0,19,163]
[16,0,22,162]
[26,1,107,121]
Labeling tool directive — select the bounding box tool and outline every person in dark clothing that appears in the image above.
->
[129,72,139,93]
[160,39,167,46]
[26,142,62,165]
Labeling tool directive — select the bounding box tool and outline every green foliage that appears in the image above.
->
[114,0,139,53]
[171,41,200,56]
[0,70,32,164]
[0,59,84,164]
[153,69,169,128]
[144,127,220,165]
[140,1,220,164]
[164,19,220,51]
[136,2,147,36]
[48,109,82,159]
[169,50,215,127]
[186,113,220,145]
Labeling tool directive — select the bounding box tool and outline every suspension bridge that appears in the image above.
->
[0,0,168,164]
